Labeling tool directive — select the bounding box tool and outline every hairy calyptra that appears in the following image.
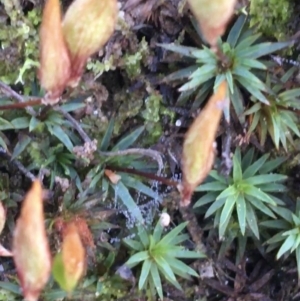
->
[187,0,237,49]
[10,0,118,108]
[179,81,228,207]
[13,180,51,301]
[39,0,71,104]
[62,0,117,87]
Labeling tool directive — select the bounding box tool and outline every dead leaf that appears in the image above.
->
[180,81,228,206]
[187,0,237,48]
[105,169,121,184]
[13,180,51,301]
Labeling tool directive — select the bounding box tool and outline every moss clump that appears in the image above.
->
[123,38,149,79]
[142,91,175,145]
[86,37,150,81]
[81,113,110,145]
[0,7,41,85]
[113,90,144,135]
[249,0,294,41]
[86,56,116,79]
[96,277,128,300]
[142,93,161,123]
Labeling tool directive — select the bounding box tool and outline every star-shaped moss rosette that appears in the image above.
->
[123,217,205,299]
[194,148,287,239]
[244,68,300,151]
[160,14,291,122]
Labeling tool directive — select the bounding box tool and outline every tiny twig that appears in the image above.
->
[0,147,36,181]
[0,81,26,103]
[220,121,232,178]
[0,81,38,116]
[178,205,206,252]
[0,99,41,110]
[55,106,92,143]
[101,149,164,175]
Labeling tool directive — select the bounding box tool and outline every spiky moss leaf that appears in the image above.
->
[150,263,163,300]
[112,126,144,151]
[236,194,247,235]
[194,191,219,208]
[114,181,144,224]
[155,222,189,248]
[47,125,74,153]
[277,235,297,259]
[219,196,236,237]
[123,239,143,252]
[12,135,32,160]
[139,258,152,290]
[125,251,150,268]
[100,117,115,151]
[296,246,300,279]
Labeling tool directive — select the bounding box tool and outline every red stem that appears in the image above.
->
[106,165,179,187]
[0,99,42,110]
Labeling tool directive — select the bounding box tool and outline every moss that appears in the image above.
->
[81,86,174,146]
[86,56,116,79]
[142,93,161,123]
[113,90,144,135]
[123,38,149,79]
[26,141,45,167]
[87,37,150,81]
[95,276,128,300]
[141,91,175,145]
[144,121,163,144]
[0,7,41,85]
[249,0,294,41]
[81,113,109,147]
